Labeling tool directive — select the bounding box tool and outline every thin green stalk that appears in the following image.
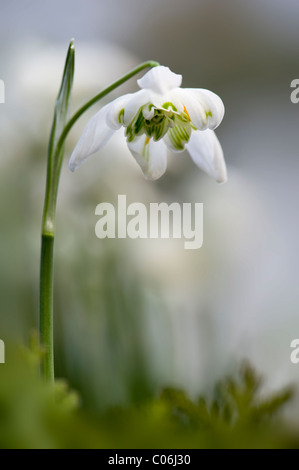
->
[40,233,54,379]
[39,57,159,382]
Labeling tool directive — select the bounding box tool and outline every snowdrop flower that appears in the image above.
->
[69,66,227,182]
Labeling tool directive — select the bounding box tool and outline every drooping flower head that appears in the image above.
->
[69,66,227,182]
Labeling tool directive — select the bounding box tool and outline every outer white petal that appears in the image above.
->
[123,89,151,126]
[106,93,133,129]
[186,129,227,183]
[175,88,225,130]
[127,135,167,180]
[69,102,115,171]
[137,66,182,94]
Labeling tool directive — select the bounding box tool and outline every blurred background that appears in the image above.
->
[1,0,299,446]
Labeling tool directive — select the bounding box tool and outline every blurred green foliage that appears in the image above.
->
[0,342,298,449]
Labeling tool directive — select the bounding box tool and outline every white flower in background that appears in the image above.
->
[69,66,227,182]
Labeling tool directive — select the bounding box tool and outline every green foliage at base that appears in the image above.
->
[0,342,298,449]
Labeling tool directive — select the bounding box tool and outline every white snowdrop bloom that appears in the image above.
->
[69,66,227,182]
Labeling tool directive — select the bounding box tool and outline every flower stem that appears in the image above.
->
[39,58,159,382]
[40,233,54,380]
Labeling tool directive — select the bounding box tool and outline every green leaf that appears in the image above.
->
[41,40,75,235]
[48,39,75,165]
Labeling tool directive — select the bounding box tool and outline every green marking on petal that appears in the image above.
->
[205,110,212,118]
[134,109,144,134]
[142,137,150,162]
[118,108,124,124]
[167,123,192,151]
[162,102,178,112]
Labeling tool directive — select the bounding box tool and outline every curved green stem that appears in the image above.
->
[40,59,159,381]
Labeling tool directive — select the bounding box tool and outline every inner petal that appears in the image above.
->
[163,122,192,152]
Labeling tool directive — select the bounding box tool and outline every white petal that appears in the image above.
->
[141,90,184,117]
[137,66,182,94]
[69,102,116,171]
[127,135,167,180]
[106,93,133,129]
[163,132,184,153]
[163,125,190,153]
[123,89,151,126]
[186,129,227,183]
[124,88,185,127]
[155,89,185,114]
[175,88,225,130]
